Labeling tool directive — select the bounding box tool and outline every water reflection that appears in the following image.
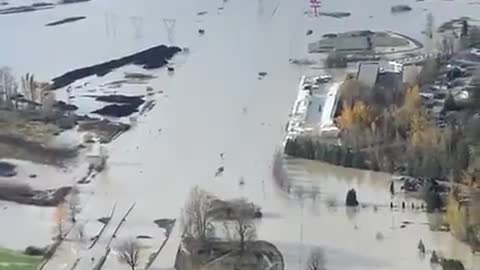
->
[270,155,480,269]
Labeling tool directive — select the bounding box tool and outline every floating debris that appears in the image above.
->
[198,29,205,35]
[124,72,157,80]
[214,166,224,177]
[258,71,268,77]
[136,235,152,239]
[430,251,439,264]
[306,29,313,36]
[418,240,425,253]
[318,11,351,18]
[391,5,412,13]
[197,11,208,16]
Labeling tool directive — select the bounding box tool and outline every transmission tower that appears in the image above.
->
[130,16,144,39]
[163,18,176,44]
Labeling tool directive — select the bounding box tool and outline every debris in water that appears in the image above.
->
[318,11,351,18]
[418,240,425,253]
[97,217,111,224]
[220,153,224,159]
[215,166,224,177]
[306,29,313,35]
[197,11,208,15]
[29,174,37,178]
[375,231,384,241]
[242,107,247,114]
[198,29,205,35]
[430,251,439,264]
[239,177,245,186]
[390,181,394,195]
[167,66,175,72]
[124,72,157,80]
[391,5,412,13]
[402,201,406,209]
[258,71,268,77]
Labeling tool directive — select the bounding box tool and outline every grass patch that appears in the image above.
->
[0,248,41,270]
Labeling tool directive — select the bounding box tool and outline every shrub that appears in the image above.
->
[346,189,359,206]
[24,246,46,256]
[440,258,465,270]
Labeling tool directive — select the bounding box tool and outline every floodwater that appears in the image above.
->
[1,0,480,269]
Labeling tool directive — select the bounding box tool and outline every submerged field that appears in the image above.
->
[0,248,41,270]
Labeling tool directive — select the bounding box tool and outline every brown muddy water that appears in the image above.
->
[1,0,480,269]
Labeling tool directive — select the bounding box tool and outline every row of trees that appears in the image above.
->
[286,82,470,180]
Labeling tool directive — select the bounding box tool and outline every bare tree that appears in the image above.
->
[67,186,81,223]
[116,239,141,270]
[306,248,327,270]
[182,186,214,240]
[21,73,46,108]
[0,67,18,108]
[230,210,257,253]
[437,35,456,58]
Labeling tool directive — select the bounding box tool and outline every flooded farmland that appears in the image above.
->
[1,0,480,269]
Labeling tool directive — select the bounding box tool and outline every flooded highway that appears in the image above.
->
[1,0,480,269]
